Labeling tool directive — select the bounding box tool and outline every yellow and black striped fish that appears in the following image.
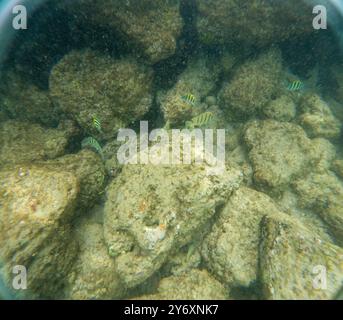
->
[92,116,102,133]
[181,94,196,105]
[81,137,104,159]
[287,80,304,91]
[186,111,214,129]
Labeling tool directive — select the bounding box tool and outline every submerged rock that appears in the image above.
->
[298,94,341,139]
[134,269,228,300]
[244,120,334,194]
[0,120,71,167]
[201,187,287,288]
[59,0,183,64]
[260,215,343,300]
[50,49,153,139]
[41,150,106,209]
[333,160,343,179]
[219,49,282,119]
[294,171,343,245]
[0,71,59,127]
[65,219,125,300]
[263,95,296,122]
[196,0,313,47]
[0,164,79,298]
[104,161,242,288]
[158,54,221,126]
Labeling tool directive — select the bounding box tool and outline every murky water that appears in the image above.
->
[0,0,342,300]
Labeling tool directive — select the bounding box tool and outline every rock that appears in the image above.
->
[259,215,343,300]
[298,94,341,139]
[0,164,79,298]
[134,269,228,300]
[219,49,283,119]
[196,0,313,47]
[263,95,296,122]
[50,49,153,139]
[205,96,217,107]
[42,150,106,209]
[0,120,71,167]
[65,219,125,299]
[158,54,221,126]
[333,160,343,179]
[0,71,59,127]
[201,187,286,288]
[244,120,334,194]
[104,161,242,288]
[293,171,343,245]
[162,242,202,277]
[59,0,183,64]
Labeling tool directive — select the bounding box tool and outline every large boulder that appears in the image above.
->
[196,0,313,47]
[260,215,343,300]
[219,49,283,119]
[0,164,79,298]
[0,120,71,167]
[65,219,125,299]
[104,159,242,288]
[59,0,183,64]
[244,120,336,194]
[50,49,153,139]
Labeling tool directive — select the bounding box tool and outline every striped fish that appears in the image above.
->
[81,137,104,159]
[181,94,196,105]
[287,80,304,91]
[186,111,214,129]
[92,116,102,133]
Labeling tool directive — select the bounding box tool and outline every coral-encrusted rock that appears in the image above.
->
[158,54,221,126]
[0,71,59,127]
[134,269,228,300]
[65,219,125,299]
[263,95,296,122]
[59,0,183,64]
[50,49,153,139]
[219,49,282,118]
[0,165,79,298]
[298,94,341,139]
[259,215,343,300]
[0,120,70,167]
[196,0,313,47]
[201,187,286,288]
[104,162,242,288]
[333,160,343,179]
[294,171,343,245]
[244,120,335,194]
[43,150,106,209]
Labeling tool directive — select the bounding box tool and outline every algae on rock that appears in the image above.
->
[65,219,125,300]
[0,120,71,167]
[260,215,343,300]
[104,160,242,288]
[50,49,153,139]
[219,49,283,119]
[244,120,335,195]
[158,53,222,126]
[0,164,79,298]
[196,0,313,47]
[59,0,183,64]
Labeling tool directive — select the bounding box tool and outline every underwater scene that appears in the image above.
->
[0,0,343,300]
